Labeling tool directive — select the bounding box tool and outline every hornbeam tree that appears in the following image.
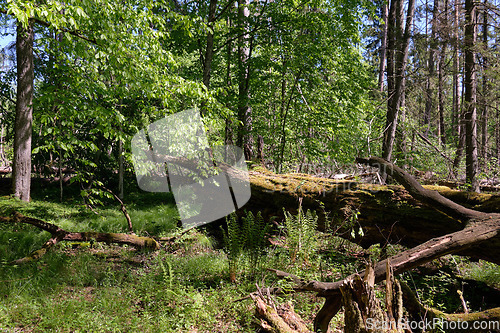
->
[3,1,90,201]
[11,18,33,201]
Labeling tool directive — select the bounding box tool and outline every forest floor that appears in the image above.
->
[0,184,499,332]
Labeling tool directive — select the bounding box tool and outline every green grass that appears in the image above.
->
[1,190,499,332]
[0,192,353,332]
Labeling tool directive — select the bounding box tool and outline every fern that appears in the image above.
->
[221,211,271,281]
[283,205,318,264]
[242,211,271,273]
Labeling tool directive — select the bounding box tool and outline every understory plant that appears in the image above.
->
[283,203,318,265]
[221,211,270,282]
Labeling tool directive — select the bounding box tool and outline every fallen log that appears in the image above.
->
[260,157,500,332]
[244,164,500,264]
[1,212,160,264]
[400,281,500,332]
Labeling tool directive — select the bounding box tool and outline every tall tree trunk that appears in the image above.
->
[452,0,461,143]
[118,138,124,200]
[378,1,388,92]
[12,20,34,202]
[382,0,415,164]
[424,0,439,136]
[237,0,253,160]
[224,13,234,146]
[437,50,446,145]
[464,0,479,192]
[497,102,500,166]
[202,0,218,90]
[438,0,447,145]
[480,0,488,172]
[200,0,218,116]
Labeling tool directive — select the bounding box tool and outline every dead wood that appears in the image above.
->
[100,186,134,233]
[355,157,489,223]
[340,263,404,333]
[269,217,499,331]
[1,212,160,264]
[245,164,500,263]
[400,281,500,329]
[251,291,312,333]
[261,157,500,332]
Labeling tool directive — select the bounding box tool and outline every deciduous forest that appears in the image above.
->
[0,0,499,332]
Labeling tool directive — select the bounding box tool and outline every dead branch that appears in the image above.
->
[400,281,500,325]
[100,186,134,233]
[251,292,312,333]
[263,157,500,332]
[1,212,160,264]
[356,157,489,222]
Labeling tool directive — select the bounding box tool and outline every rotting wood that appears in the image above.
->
[243,161,500,264]
[400,281,500,328]
[260,157,500,332]
[1,212,160,264]
[340,263,404,333]
[251,291,312,333]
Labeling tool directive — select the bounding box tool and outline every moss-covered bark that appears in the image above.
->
[245,168,500,263]
[261,157,500,332]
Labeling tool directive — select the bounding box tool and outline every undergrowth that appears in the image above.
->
[1,190,498,332]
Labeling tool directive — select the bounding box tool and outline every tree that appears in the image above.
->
[3,1,92,201]
[437,0,448,145]
[247,157,500,332]
[236,0,253,160]
[382,0,415,164]
[378,1,388,91]
[11,19,33,201]
[464,0,479,192]
[480,0,489,171]
[423,0,439,137]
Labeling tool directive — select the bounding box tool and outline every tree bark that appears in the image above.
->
[225,12,234,146]
[438,0,448,145]
[423,0,439,137]
[340,263,404,333]
[497,101,500,166]
[378,1,388,92]
[264,156,500,331]
[464,0,479,192]
[452,0,461,143]
[251,293,312,333]
[12,20,34,202]
[237,0,253,160]
[202,0,218,92]
[245,165,500,264]
[382,0,415,164]
[481,0,488,172]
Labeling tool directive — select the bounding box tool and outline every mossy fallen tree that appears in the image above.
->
[0,212,160,264]
[254,157,500,332]
[400,281,500,329]
[243,163,500,264]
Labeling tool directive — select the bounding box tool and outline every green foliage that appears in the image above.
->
[221,211,271,280]
[282,206,318,265]
[460,260,500,288]
[0,195,255,332]
[1,192,499,332]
